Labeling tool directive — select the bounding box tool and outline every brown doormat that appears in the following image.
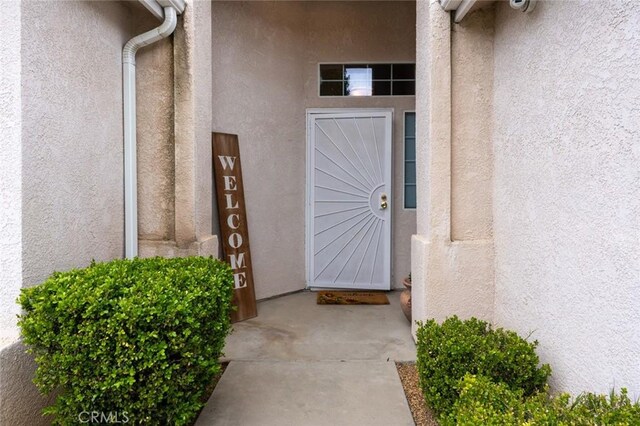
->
[317,291,390,305]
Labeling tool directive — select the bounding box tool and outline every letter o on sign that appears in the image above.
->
[228,233,243,249]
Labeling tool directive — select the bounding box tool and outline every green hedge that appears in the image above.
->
[417,316,640,425]
[440,374,526,426]
[416,316,551,415]
[18,256,234,425]
[444,374,640,425]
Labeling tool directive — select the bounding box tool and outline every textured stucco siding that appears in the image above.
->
[411,0,431,336]
[136,17,176,242]
[21,1,131,287]
[414,0,430,238]
[0,0,23,347]
[3,2,215,424]
[412,1,495,334]
[451,8,494,241]
[212,1,308,300]
[137,0,218,257]
[493,0,640,395]
[192,0,215,242]
[212,1,416,299]
[1,2,135,424]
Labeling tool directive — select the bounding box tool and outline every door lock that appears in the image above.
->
[380,193,388,210]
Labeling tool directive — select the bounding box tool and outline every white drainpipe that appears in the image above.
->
[123,7,177,258]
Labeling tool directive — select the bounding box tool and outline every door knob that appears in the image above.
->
[380,193,388,210]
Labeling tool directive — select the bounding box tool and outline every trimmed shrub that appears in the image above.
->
[416,316,551,415]
[440,374,525,426]
[18,256,234,425]
[445,374,640,426]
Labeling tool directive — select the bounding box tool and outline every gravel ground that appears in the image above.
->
[396,362,439,426]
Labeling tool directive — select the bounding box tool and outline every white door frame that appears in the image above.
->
[305,108,393,290]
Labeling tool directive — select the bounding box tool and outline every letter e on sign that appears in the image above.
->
[212,133,257,322]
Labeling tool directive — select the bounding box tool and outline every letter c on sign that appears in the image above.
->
[227,214,240,230]
[78,412,90,423]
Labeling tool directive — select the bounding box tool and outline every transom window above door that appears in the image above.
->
[319,63,416,97]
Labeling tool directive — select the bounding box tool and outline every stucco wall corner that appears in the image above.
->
[139,240,184,258]
[410,234,429,339]
[0,0,23,347]
[173,7,198,248]
[136,23,175,243]
[412,238,495,332]
[172,0,215,248]
[138,234,218,259]
[451,6,495,242]
[444,240,494,322]
[188,234,219,258]
[138,0,216,253]
[190,0,215,241]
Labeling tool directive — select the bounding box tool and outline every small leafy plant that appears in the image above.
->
[417,316,640,425]
[18,256,234,425]
[416,316,551,415]
[567,388,640,425]
[440,374,526,426]
[444,374,640,425]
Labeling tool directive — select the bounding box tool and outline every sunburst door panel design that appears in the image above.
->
[308,111,392,290]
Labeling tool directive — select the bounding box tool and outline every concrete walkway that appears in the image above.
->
[196,291,416,426]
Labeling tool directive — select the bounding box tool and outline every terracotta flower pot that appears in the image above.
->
[400,277,411,322]
[402,277,412,289]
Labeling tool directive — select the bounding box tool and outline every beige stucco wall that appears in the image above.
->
[21,0,131,287]
[414,0,639,397]
[212,1,416,299]
[492,0,640,395]
[411,1,495,334]
[212,1,307,300]
[137,0,217,257]
[451,7,494,241]
[3,2,216,424]
[1,2,137,424]
[191,0,216,242]
[137,17,176,242]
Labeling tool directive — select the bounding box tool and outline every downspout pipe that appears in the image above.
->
[123,7,177,258]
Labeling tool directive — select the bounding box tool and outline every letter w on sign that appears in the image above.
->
[212,133,257,322]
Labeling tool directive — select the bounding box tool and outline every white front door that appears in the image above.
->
[306,109,392,290]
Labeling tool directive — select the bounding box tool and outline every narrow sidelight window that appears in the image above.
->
[404,112,416,209]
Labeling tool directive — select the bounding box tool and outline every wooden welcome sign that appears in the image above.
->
[212,133,257,322]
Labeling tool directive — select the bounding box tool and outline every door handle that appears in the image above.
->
[380,193,388,210]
